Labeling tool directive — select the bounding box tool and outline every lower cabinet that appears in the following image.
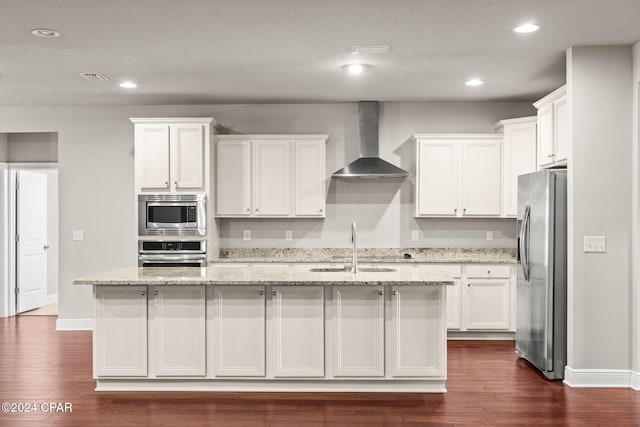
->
[212,286,266,376]
[332,286,385,377]
[272,286,324,377]
[390,286,446,377]
[149,286,206,376]
[94,286,148,377]
[465,279,512,330]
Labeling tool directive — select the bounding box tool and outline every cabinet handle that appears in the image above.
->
[454,208,457,214]
[174,181,179,188]
[140,291,146,296]
[319,208,323,212]
[272,291,278,296]
[392,290,398,296]
[378,290,383,296]
[258,290,264,296]
[256,208,260,212]
[548,154,554,158]
[467,283,471,287]
[463,208,466,213]
[246,208,250,212]
[487,270,491,274]
[164,181,169,188]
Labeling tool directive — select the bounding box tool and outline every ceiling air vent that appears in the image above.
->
[80,72,110,82]
[351,45,390,55]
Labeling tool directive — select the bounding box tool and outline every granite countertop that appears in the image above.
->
[215,247,516,264]
[73,264,454,286]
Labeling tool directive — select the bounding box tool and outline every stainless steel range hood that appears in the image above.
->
[332,101,410,178]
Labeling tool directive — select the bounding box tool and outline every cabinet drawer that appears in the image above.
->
[465,265,510,278]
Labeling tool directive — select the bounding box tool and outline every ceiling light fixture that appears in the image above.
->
[344,64,367,75]
[31,28,62,38]
[465,79,483,87]
[119,81,138,89]
[513,23,540,33]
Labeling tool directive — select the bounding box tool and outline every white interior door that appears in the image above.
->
[16,170,48,313]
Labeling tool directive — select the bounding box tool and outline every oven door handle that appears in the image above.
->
[138,254,207,262]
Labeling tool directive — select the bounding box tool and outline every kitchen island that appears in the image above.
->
[74,264,453,392]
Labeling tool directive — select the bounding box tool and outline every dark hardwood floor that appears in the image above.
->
[1,316,638,426]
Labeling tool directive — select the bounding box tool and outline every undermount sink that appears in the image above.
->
[308,267,397,273]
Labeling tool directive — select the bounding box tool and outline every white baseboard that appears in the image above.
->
[55,318,93,331]
[447,331,515,340]
[564,366,639,389]
[46,293,58,305]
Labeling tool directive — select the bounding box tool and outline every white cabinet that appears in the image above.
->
[294,140,326,216]
[495,117,537,217]
[212,286,266,376]
[150,286,206,377]
[464,265,512,331]
[413,135,502,217]
[271,286,324,377]
[215,135,328,218]
[390,286,446,377]
[132,118,212,193]
[533,86,568,169]
[94,286,148,377]
[254,140,291,216]
[332,286,384,377]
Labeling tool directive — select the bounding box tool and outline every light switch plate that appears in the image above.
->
[486,231,494,241]
[243,230,251,241]
[411,230,419,241]
[72,230,84,241]
[285,230,293,240]
[584,235,606,253]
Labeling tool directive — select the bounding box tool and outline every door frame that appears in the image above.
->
[1,162,58,317]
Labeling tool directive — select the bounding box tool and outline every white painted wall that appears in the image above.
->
[632,41,640,383]
[566,46,633,371]
[0,102,534,321]
[0,163,8,317]
[0,134,7,161]
[7,132,58,162]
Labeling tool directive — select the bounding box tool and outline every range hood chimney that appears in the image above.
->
[332,101,410,178]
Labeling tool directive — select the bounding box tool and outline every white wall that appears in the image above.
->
[632,41,640,383]
[0,102,534,321]
[0,134,7,161]
[566,46,633,371]
[46,170,59,297]
[0,163,8,317]
[7,132,58,162]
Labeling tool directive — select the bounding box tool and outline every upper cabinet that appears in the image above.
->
[132,118,213,193]
[215,135,328,218]
[413,134,502,217]
[494,117,537,217]
[533,86,568,169]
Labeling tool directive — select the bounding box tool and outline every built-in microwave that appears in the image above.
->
[138,194,206,236]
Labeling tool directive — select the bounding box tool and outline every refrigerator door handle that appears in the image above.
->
[522,205,531,282]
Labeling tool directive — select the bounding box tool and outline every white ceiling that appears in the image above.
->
[2,0,640,105]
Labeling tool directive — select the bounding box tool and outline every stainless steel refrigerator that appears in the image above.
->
[516,169,567,380]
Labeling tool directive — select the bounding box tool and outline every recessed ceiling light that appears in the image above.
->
[513,23,540,33]
[465,79,483,87]
[31,28,62,38]
[344,63,367,75]
[119,81,138,89]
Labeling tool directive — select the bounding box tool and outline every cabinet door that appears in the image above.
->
[171,124,204,190]
[94,286,148,377]
[293,140,326,216]
[416,140,459,216]
[332,286,384,377]
[151,286,205,377]
[445,279,462,330]
[137,124,170,190]
[272,286,324,377]
[253,140,291,216]
[461,139,501,216]
[554,97,569,163]
[390,286,446,377]
[213,286,265,376]
[503,122,537,217]
[216,140,252,216]
[465,279,511,330]
[537,104,555,168]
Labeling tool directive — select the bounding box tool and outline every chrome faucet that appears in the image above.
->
[350,221,358,273]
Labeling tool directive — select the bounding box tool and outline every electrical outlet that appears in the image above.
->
[285,230,293,240]
[243,230,251,241]
[584,235,606,253]
[72,230,84,241]
[411,230,419,241]
[486,231,494,241]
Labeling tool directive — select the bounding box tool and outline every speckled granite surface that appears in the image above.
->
[216,247,516,264]
[73,265,454,286]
